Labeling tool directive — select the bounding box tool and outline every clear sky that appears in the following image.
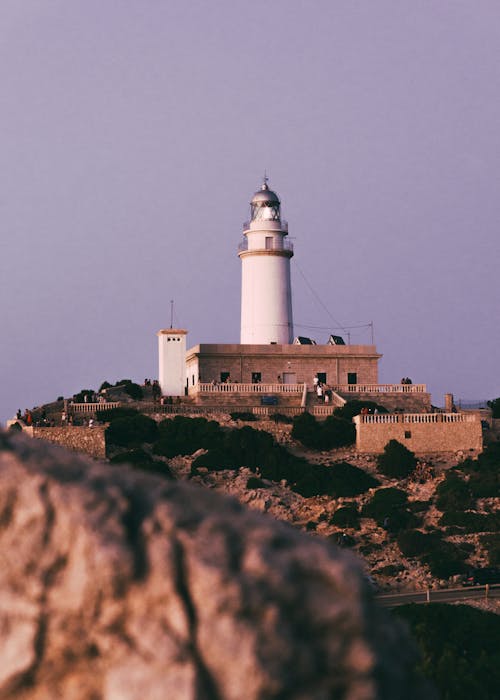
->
[1,0,499,423]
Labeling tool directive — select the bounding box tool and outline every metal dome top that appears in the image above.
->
[250,178,280,205]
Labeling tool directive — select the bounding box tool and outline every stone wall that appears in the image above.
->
[32,426,106,459]
[338,392,432,413]
[354,414,483,454]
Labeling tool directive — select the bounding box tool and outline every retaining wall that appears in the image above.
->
[33,427,107,460]
[353,414,483,454]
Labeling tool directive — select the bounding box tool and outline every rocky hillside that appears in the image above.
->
[138,416,500,596]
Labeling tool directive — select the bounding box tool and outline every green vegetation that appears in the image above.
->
[396,529,468,578]
[487,397,500,418]
[105,414,158,448]
[153,416,221,458]
[439,510,500,532]
[329,505,360,529]
[361,487,415,533]
[269,412,294,424]
[377,439,417,478]
[97,406,140,422]
[457,442,500,498]
[110,449,173,479]
[481,534,500,565]
[229,411,257,421]
[395,604,500,700]
[435,472,473,511]
[246,476,268,489]
[291,412,355,450]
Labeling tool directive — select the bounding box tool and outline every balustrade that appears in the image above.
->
[331,384,427,394]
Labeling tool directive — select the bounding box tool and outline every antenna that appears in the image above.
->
[263,170,269,188]
[170,300,174,329]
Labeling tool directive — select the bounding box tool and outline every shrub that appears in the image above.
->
[395,604,500,700]
[435,473,473,511]
[291,412,322,447]
[229,411,257,421]
[481,535,500,566]
[122,381,143,400]
[439,511,500,533]
[269,412,293,424]
[106,414,158,448]
[323,462,379,497]
[246,476,268,489]
[334,400,387,421]
[153,416,222,458]
[73,389,94,403]
[375,564,405,577]
[110,449,173,479]
[487,397,500,418]
[397,529,437,558]
[458,443,500,498]
[362,488,417,533]
[291,412,355,450]
[377,440,417,478]
[99,381,112,391]
[330,506,360,529]
[97,407,139,422]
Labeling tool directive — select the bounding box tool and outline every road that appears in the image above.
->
[376,584,500,607]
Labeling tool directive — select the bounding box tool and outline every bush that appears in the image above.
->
[323,462,379,497]
[396,529,471,578]
[439,511,500,533]
[153,416,222,458]
[481,535,500,566]
[487,397,500,418]
[397,529,437,558]
[246,476,268,489]
[377,440,417,478]
[99,381,112,391]
[334,400,387,421]
[395,604,500,700]
[106,414,158,448]
[375,564,405,577]
[291,412,355,450]
[97,407,140,422]
[330,506,360,529]
[362,488,418,532]
[122,381,143,400]
[435,473,473,511]
[458,443,500,498]
[269,413,293,424]
[73,389,94,403]
[110,449,173,479]
[229,411,257,421]
[192,425,368,498]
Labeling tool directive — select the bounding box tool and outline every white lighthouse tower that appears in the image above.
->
[239,178,294,344]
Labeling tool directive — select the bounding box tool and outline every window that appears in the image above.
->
[404,431,412,439]
[265,236,273,250]
[347,373,357,385]
[220,372,230,383]
[317,372,327,384]
[251,372,262,384]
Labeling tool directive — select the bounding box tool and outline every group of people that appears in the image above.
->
[313,376,333,404]
[400,377,413,385]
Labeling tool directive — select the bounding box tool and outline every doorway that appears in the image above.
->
[282,372,297,384]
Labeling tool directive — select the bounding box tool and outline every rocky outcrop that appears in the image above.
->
[0,431,431,700]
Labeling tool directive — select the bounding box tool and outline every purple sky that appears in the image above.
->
[1,1,500,423]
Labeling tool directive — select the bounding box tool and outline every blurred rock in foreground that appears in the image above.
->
[0,432,431,700]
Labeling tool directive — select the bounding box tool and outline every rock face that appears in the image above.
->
[0,432,430,700]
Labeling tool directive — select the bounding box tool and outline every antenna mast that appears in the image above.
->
[170,300,174,329]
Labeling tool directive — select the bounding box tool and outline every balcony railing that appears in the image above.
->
[194,382,304,394]
[243,220,288,232]
[355,412,477,425]
[331,384,427,394]
[238,238,294,254]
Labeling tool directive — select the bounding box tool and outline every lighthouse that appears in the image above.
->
[239,179,294,344]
